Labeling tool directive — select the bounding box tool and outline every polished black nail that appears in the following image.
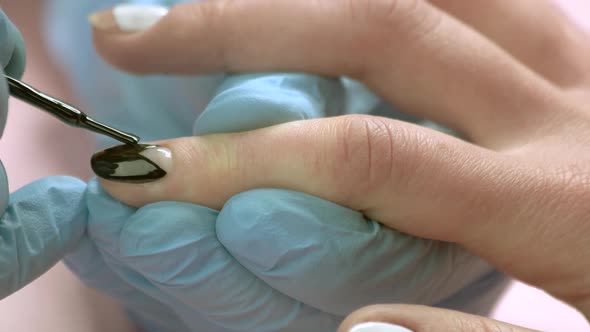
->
[91,144,172,183]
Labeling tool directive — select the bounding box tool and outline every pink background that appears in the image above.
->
[0,1,589,331]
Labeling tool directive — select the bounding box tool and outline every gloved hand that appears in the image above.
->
[0,10,26,212]
[66,73,508,332]
[0,11,88,300]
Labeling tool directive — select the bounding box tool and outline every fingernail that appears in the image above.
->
[91,144,172,183]
[349,322,413,332]
[88,4,169,32]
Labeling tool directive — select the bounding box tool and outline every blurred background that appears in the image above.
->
[0,0,588,331]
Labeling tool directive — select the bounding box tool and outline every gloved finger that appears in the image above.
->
[0,176,86,299]
[87,2,561,145]
[429,0,590,88]
[80,179,211,332]
[65,235,192,332]
[216,189,504,316]
[0,67,7,138]
[0,10,26,78]
[194,73,344,136]
[84,179,342,331]
[0,11,26,138]
[338,304,537,332]
[0,161,8,215]
[122,202,341,331]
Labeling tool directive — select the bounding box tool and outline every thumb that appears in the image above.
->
[90,115,517,246]
[338,304,538,332]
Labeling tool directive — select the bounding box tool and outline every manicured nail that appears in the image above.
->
[349,322,413,332]
[91,144,172,183]
[88,4,169,32]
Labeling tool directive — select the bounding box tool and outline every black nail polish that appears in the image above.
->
[91,144,172,183]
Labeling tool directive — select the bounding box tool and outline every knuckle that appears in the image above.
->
[344,0,419,23]
[339,0,441,79]
[361,0,442,38]
[331,116,394,201]
[329,115,426,208]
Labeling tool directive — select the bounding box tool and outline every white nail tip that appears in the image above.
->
[349,322,413,332]
[113,4,169,32]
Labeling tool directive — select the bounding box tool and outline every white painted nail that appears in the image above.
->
[349,322,413,332]
[89,4,169,32]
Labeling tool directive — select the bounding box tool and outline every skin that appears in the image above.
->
[89,0,590,330]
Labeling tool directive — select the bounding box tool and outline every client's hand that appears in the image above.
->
[67,73,502,331]
[87,0,590,328]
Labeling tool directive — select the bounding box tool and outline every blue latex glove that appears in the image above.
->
[63,74,508,332]
[0,11,25,81]
[0,10,26,212]
[0,177,87,299]
[0,11,89,300]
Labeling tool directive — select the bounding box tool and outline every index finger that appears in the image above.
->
[91,0,565,147]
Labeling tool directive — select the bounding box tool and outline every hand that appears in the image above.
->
[66,72,505,332]
[0,11,86,300]
[87,0,590,325]
[0,10,25,80]
[0,10,26,212]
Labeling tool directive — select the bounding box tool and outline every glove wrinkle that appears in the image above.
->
[0,177,87,299]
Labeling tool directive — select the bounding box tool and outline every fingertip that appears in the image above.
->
[339,305,414,332]
[89,5,169,33]
[90,143,177,207]
[347,322,413,332]
[91,134,240,210]
[339,304,528,332]
[4,29,26,80]
[89,4,172,74]
[90,2,220,75]
[0,10,26,79]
